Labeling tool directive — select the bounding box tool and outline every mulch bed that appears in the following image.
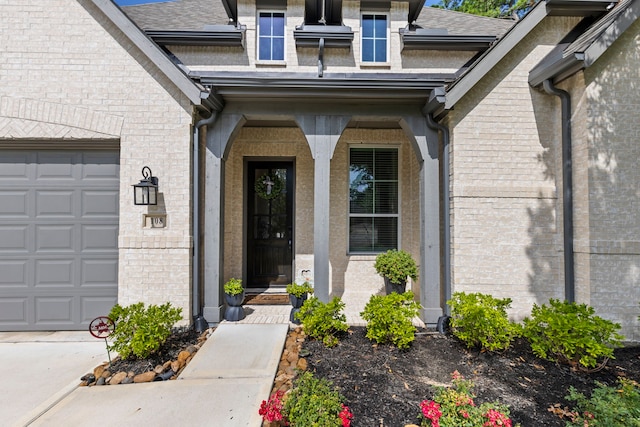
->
[300,327,640,427]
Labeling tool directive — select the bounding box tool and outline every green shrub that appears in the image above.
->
[565,378,640,426]
[360,291,421,349]
[374,249,418,284]
[107,302,182,359]
[448,292,521,352]
[522,299,624,370]
[286,281,314,298]
[223,278,243,296]
[283,371,353,427]
[296,296,348,347]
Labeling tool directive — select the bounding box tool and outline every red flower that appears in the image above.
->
[339,404,353,427]
[258,390,285,422]
[483,408,512,427]
[420,400,442,427]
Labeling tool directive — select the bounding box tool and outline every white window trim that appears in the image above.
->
[347,144,402,255]
[360,12,390,65]
[257,10,287,62]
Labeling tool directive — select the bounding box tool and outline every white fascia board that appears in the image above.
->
[584,0,640,67]
[90,0,206,106]
[445,2,549,109]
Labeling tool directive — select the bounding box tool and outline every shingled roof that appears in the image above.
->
[122,0,515,36]
[415,6,515,37]
[121,0,230,30]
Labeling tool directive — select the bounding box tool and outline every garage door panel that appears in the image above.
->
[0,149,119,331]
[82,225,118,252]
[35,296,74,323]
[35,260,74,287]
[82,153,120,179]
[81,259,118,286]
[82,190,119,217]
[0,153,30,179]
[0,298,28,324]
[36,225,75,252]
[36,190,75,217]
[0,260,28,287]
[36,153,76,179]
[0,191,29,217]
[0,225,29,252]
[81,296,118,323]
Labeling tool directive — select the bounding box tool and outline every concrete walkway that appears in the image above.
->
[9,323,288,427]
[0,332,107,427]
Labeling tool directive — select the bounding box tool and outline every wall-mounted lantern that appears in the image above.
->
[133,166,158,205]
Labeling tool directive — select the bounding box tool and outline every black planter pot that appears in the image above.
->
[384,277,407,294]
[289,293,308,324]
[224,291,245,321]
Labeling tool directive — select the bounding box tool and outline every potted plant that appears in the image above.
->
[286,281,314,324]
[374,249,418,294]
[223,278,245,321]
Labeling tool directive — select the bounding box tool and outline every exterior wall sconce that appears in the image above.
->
[133,166,158,205]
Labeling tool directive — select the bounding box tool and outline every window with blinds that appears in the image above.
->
[349,147,398,253]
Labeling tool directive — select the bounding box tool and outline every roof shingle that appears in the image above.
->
[122,0,515,36]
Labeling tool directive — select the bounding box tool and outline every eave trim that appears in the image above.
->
[529,0,639,86]
[194,72,454,101]
[400,31,497,51]
[528,52,585,86]
[146,28,245,47]
[445,1,549,109]
[583,0,640,66]
[294,25,354,48]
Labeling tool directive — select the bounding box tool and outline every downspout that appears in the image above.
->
[318,37,325,77]
[542,79,575,303]
[192,110,219,331]
[425,112,451,327]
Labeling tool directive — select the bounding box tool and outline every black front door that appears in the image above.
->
[247,161,294,288]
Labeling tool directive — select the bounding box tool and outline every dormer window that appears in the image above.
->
[258,11,285,61]
[361,13,388,63]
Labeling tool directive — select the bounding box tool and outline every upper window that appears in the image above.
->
[349,147,399,253]
[258,11,285,61]
[361,14,388,63]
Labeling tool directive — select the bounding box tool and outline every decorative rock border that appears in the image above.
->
[262,326,307,427]
[79,328,214,386]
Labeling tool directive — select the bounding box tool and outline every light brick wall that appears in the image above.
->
[448,17,581,321]
[1,1,196,320]
[577,18,640,340]
[167,0,475,74]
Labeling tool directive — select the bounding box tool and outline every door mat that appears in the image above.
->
[244,293,290,305]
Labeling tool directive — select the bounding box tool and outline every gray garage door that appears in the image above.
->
[0,150,119,331]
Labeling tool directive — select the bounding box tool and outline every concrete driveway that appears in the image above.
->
[0,331,109,427]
